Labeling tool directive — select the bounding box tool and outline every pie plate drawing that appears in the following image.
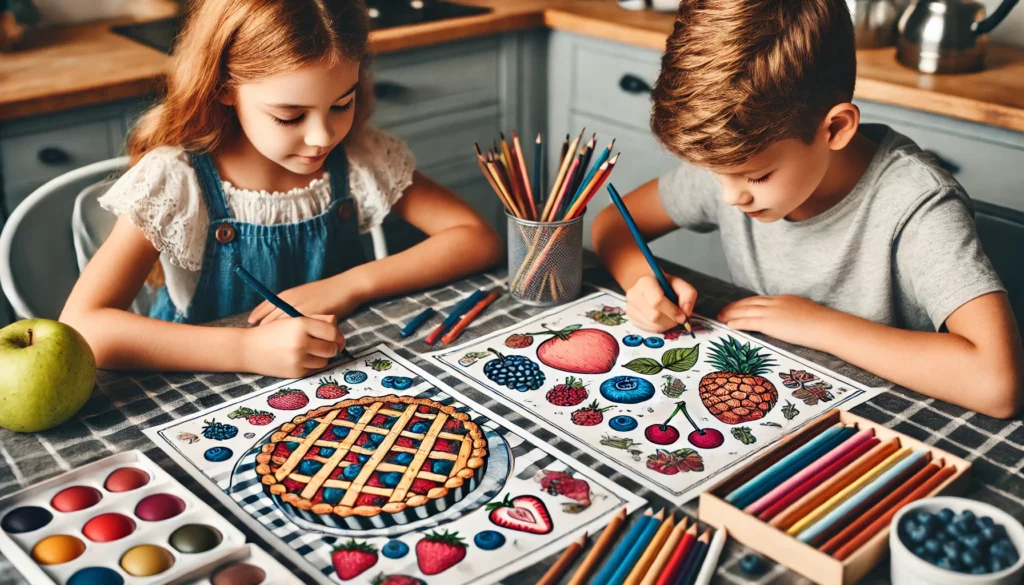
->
[253,395,494,531]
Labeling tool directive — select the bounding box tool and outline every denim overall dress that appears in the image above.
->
[149,146,368,323]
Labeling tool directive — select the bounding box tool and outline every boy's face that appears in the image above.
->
[227,59,360,176]
[708,131,833,223]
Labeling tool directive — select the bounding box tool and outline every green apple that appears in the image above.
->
[0,319,96,432]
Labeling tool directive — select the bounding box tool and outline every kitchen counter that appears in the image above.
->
[2,0,1024,132]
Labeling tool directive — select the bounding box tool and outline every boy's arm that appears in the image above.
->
[719,292,1023,419]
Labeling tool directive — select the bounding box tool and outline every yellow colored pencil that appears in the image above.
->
[542,128,584,221]
[512,130,537,219]
[787,447,913,535]
[567,507,627,585]
[639,517,689,585]
[623,513,676,585]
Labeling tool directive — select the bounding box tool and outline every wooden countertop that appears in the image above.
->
[3,0,1024,133]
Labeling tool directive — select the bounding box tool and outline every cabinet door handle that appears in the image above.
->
[37,147,71,166]
[924,150,961,175]
[373,81,411,100]
[619,74,651,95]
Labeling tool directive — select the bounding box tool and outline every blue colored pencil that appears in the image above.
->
[570,138,614,209]
[592,509,653,585]
[425,289,486,345]
[400,307,436,338]
[725,423,847,508]
[607,509,665,585]
[675,530,710,585]
[233,265,353,359]
[606,184,694,337]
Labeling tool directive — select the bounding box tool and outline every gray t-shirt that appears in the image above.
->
[657,124,1005,332]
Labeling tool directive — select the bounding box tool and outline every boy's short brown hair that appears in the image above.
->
[651,0,856,168]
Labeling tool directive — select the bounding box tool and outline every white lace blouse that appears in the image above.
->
[98,126,415,313]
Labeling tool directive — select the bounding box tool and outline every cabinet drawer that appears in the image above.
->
[371,37,501,129]
[388,104,498,170]
[569,112,731,283]
[569,39,661,133]
[858,101,1024,214]
[1,120,116,211]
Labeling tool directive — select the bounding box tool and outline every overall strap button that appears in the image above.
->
[215,224,236,243]
[337,199,354,221]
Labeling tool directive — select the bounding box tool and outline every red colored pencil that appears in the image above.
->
[544,150,581,222]
[441,290,501,344]
[655,523,697,585]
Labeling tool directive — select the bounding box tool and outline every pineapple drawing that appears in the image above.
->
[699,336,779,425]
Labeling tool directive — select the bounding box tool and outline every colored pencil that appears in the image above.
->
[512,131,537,219]
[233,265,353,359]
[675,529,710,585]
[624,513,676,585]
[563,154,618,221]
[608,509,665,585]
[476,144,518,217]
[567,134,596,208]
[758,436,881,521]
[499,134,527,217]
[606,183,694,337]
[570,138,615,210]
[424,289,485,345]
[533,133,543,210]
[692,527,727,585]
[546,149,582,222]
[655,523,697,585]
[820,462,940,555]
[640,517,688,585]
[833,463,956,560]
[726,423,848,507]
[440,289,501,344]
[567,508,627,585]
[400,307,436,338]
[770,437,900,530]
[787,446,913,536]
[797,450,929,545]
[592,509,653,585]
[542,128,584,221]
[536,532,588,585]
[747,429,874,515]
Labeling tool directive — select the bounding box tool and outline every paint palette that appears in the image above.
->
[0,450,302,585]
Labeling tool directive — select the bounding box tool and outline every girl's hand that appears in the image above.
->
[626,274,697,332]
[248,279,366,325]
[240,314,345,378]
[718,295,836,347]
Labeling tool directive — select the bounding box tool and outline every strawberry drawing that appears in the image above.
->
[487,494,553,534]
[316,377,349,400]
[415,530,467,576]
[546,377,589,407]
[570,400,611,426]
[332,540,378,581]
[267,389,309,410]
[504,333,534,349]
[534,470,592,512]
[372,575,425,585]
[227,407,275,425]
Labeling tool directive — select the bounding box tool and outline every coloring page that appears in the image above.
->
[147,345,645,585]
[430,292,881,504]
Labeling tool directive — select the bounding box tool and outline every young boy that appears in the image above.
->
[591,0,1023,418]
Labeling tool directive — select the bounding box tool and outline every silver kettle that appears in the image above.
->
[897,0,1020,73]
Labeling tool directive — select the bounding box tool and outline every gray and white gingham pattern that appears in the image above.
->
[1,258,1022,584]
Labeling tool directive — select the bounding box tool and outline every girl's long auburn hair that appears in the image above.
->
[128,0,373,166]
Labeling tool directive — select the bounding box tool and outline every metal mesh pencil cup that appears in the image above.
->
[507,212,583,306]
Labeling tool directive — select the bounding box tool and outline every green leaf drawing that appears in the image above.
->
[661,346,700,373]
[731,426,756,445]
[781,400,799,421]
[624,358,663,376]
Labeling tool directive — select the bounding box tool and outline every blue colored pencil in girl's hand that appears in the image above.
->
[60,0,503,379]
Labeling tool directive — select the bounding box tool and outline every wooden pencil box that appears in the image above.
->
[698,409,971,585]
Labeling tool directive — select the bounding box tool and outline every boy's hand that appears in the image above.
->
[248,279,364,326]
[626,274,698,333]
[241,314,346,378]
[718,295,837,347]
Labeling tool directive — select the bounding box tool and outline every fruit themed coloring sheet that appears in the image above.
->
[430,292,882,504]
[146,345,645,585]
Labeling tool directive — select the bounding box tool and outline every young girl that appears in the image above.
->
[61,0,503,378]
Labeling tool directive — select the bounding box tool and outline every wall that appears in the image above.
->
[983,0,1024,48]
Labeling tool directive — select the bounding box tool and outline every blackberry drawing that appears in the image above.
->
[483,348,545,392]
[202,419,238,441]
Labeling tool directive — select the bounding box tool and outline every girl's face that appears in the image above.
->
[227,59,360,176]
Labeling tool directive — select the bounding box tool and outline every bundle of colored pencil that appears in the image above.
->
[474,129,619,301]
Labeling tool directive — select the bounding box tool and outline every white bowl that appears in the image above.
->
[890,496,1024,585]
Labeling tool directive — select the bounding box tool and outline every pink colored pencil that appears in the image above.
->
[745,429,875,516]
[543,151,581,222]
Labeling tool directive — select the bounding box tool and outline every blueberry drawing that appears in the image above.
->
[609,415,638,432]
[623,335,644,347]
[643,337,665,348]
[343,370,368,384]
[382,539,409,559]
[600,376,656,404]
[203,446,233,463]
[474,530,506,550]
[382,376,413,390]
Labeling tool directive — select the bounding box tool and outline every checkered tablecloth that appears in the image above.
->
[2,259,1022,584]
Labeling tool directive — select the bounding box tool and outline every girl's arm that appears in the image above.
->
[61,216,344,377]
[250,171,503,323]
[718,292,1024,419]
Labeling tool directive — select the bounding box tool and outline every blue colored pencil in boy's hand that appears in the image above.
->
[232,265,353,359]
[606,183,695,338]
